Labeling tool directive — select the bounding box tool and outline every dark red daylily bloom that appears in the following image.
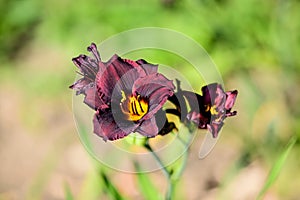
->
[183,83,238,138]
[70,43,175,141]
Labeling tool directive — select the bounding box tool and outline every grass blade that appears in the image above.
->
[257,136,297,200]
[100,170,126,200]
[134,162,162,200]
[64,183,74,200]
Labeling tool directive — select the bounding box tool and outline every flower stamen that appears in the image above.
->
[121,93,148,121]
[121,90,127,103]
[205,105,210,112]
[210,105,219,115]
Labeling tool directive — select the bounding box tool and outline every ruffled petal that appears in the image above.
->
[133,73,175,120]
[207,121,224,138]
[112,68,141,101]
[70,79,109,110]
[69,78,91,95]
[136,59,158,75]
[93,110,137,141]
[136,117,159,137]
[83,83,109,110]
[123,59,158,76]
[225,90,238,110]
[96,55,140,99]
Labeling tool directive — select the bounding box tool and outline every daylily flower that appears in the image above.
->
[70,43,175,141]
[184,83,238,138]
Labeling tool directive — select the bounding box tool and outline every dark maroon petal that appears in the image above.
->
[154,109,168,133]
[136,59,158,75]
[96,56,140,99]
[72,55,98,80]
[158,121,177,136]
[123,59,158,76]
[112,68,141,101]
[207,121,224,138]
[136,117,159,137]
[93,110,137,141]
[123,58,148,78]
[187,111,209,129]
[225,90,238,110]
[202,83,225,106]
[214,84,226,109]
[182,90,203,114]
[201,83,217,105]
[133,73,175,120]
[70,78,109,110]
[167,81,194,122]
[69,78,91,95]
[87,43,101,62]
[123,59,140,68]
[83,83,109,110]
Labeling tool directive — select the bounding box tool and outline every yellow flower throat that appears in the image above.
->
[121,91,148,121]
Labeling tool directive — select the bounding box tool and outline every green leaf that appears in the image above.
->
[100,170,126,200]
[64,183,74,200]
[134,162,162,200]
[257,136,297,200]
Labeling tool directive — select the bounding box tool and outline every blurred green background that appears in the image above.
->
[1,0,300,199]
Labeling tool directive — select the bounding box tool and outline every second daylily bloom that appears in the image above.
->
[184,83,238,137]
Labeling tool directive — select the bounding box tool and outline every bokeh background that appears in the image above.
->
[1,0,300,199]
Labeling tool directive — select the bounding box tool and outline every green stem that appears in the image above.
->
[144,139,175,200]
[144,126,193,200]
